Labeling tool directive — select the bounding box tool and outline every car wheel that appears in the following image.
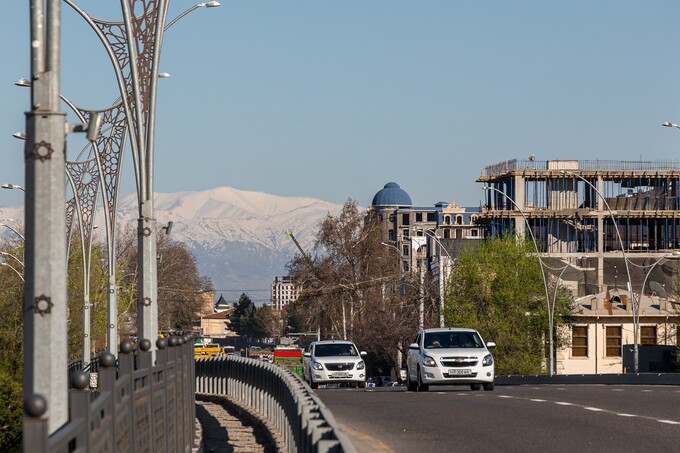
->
[416,367,429,392]
[358,381,366,388]
[310,377,319,390]
[349,382,358,388]
[483,382,494,391]
[406,368,417,392]
[470,384,482,391]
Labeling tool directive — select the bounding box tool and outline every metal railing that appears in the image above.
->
[23,334,196,452]
[195,356,357,453]
[482,158,680,177]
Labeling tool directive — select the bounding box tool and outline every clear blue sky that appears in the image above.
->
[2,1,680,210]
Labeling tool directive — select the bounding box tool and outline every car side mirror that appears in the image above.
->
[409,343,419,350]
[360,351,368,356]
[303,352,311,357]
[486,342,496,349]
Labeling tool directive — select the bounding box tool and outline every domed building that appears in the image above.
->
[371,182,413,208]
[369,182,482,276]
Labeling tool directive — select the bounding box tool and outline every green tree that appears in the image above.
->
[230,293,257,338]
[444,234,572,375]
[0,238,24,451]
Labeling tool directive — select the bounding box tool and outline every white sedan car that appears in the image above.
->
[303,340,367,389]
[406,327,496,391]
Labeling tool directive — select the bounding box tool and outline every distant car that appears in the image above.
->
[406,327,496,392]
[303,340,368,389]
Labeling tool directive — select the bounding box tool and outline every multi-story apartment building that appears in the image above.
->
[270,275,300,311]
[477,158,680,373]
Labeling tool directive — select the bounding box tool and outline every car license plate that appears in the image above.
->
[331,372,350,378]
[448,369,472,376]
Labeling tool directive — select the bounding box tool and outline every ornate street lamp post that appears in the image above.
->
[560,170,637,372]
[64,0,220,356]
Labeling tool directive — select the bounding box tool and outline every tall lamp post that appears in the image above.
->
[483,186,555,376]
[560,170,637,372]
[418,229,453,328]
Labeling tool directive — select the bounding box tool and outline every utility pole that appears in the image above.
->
[24,0,68,434]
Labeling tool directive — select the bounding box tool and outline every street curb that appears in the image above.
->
[496,373,680,386]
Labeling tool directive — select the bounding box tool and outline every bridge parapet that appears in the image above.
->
[23,334,196,452]
[196,356,357,453]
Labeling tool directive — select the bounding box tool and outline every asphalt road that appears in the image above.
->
[316,384,680,453]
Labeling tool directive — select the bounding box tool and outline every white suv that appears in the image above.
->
[303,340,367,389]
[406,328,496,391]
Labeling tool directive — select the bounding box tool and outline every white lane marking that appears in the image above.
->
[641,389,653,393]
[611,389,624,392]
[498,393,679,425]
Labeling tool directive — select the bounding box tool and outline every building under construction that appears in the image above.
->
[477,158,680,297]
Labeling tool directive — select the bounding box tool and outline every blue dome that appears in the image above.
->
[371,182,412,207]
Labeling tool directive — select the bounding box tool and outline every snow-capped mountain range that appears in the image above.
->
[0,186,344,304]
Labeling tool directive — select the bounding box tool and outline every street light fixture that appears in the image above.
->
[12,132,27,140]
[2,183,26,192]
[559,170,638,372]
[0,261,25,282]
[661,121,680,129]
[483,186,555,375]
[0,221,26,241]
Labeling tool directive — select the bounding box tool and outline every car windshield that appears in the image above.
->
[424,332,484,349]
[314,343,358,357]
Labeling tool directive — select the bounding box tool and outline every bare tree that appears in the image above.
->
[287,200,432,366]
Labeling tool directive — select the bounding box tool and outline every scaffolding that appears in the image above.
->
[477,159,680,295]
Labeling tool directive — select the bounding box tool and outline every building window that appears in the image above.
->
[605,326,622,357]
[402,245,409,256]
[427,212,436,221]
[444,215,451,225]
[641,326,657,345]
[471,229,479,237]
[416,212,423,222]
[444,229,450,239]
[572,326,588,357]
[456,215,463,225]
[402,213,410,225]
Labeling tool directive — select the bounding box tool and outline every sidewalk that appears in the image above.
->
[194,396,276,453]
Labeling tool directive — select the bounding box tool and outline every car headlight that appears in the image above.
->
[422,355,437,367]
[356,360,365,370]
[482,354,493,367]
[313,362,324,371]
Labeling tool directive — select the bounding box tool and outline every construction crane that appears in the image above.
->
[286,231,315,269]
